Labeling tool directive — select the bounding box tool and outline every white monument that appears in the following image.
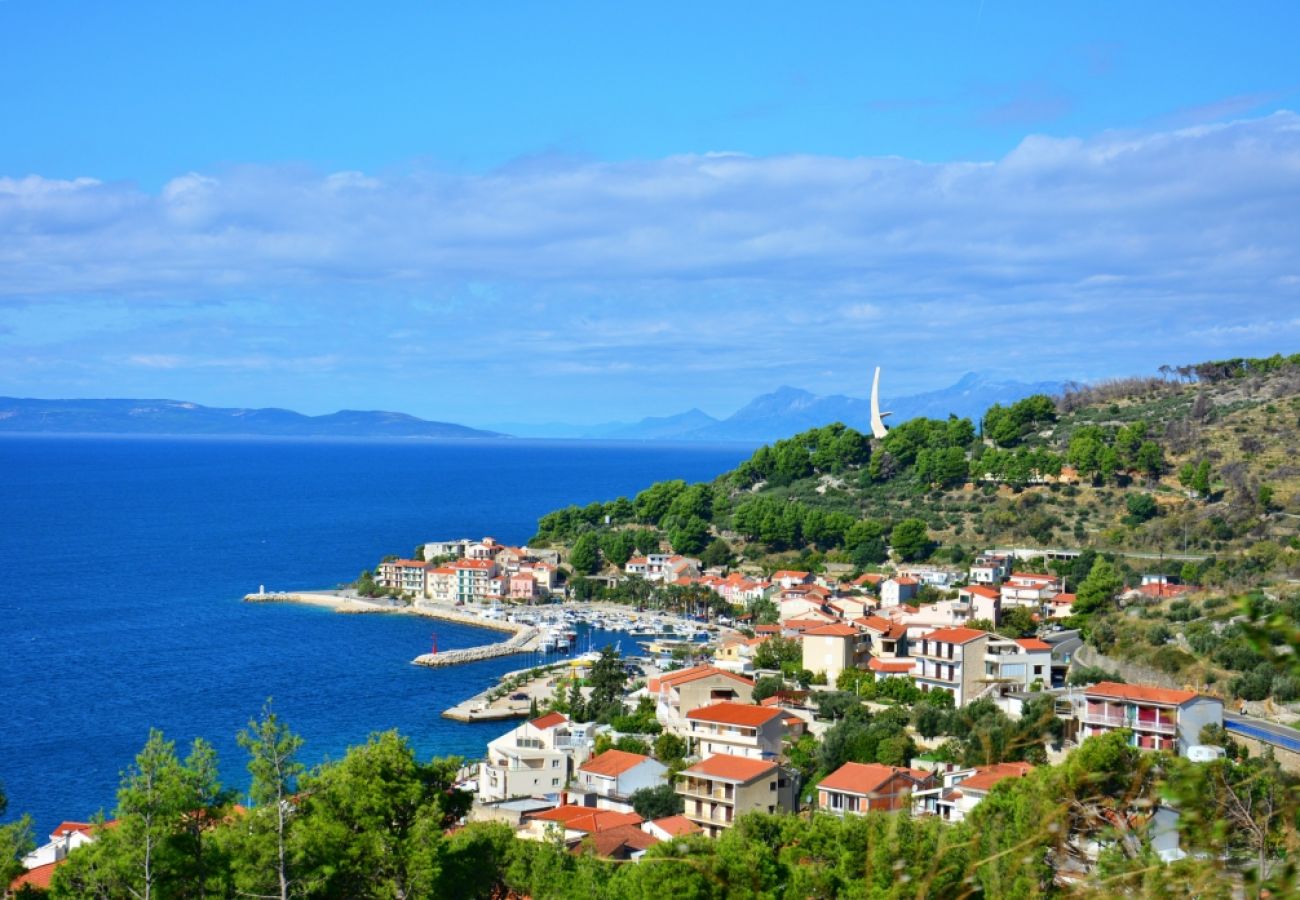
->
[870,366,891,439]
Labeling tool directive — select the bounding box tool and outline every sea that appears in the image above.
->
[0,434,753,836]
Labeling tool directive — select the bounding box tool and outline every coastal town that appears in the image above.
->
[226,531,1293,871]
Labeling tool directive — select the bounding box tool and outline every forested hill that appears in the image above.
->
[532,353,1300,577]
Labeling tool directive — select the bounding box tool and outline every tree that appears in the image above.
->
[236,702,304,900]
[998,606,1038,638]
[668,516,711,556]
[629,784,683,821]
[568,533,600,576]
[1124,493,1158,525]
[889,519,932,562]
[753,637,801,671]
[115,728,187,900]
[652,732,687,765]
[0,784,35,897]
[752,674,785,703]
[173,737,231,900]
[1074,556,1123,616]
[699,538,733,569]
[586,647,628,721]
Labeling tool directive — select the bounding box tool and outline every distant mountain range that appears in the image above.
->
[0,398,502,439]
[490,372,1066,443]
[1,373,1063,443]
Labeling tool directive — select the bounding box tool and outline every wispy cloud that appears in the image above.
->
[1,112,1298,420]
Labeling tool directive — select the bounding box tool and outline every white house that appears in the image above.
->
[572,749,669,812]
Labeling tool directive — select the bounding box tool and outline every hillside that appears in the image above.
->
[531,353,1300,578]
[0,397,503,440]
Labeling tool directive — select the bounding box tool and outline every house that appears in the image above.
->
[956,584,1002,623]
[1079,682,1223,755]
[581,824,662,860]
[1000,573,1061,608]
[913,762,1034,821]
[911,627,991,706]
[1047,592,1076,619]
[478,712,596,803]
[651,666,755,730]
[880,577,919,608]
[641,814,703,841]
[519,805,644,845]
[778,593,829,621]
[827,596,870,620]
[982,637,1053,690]
[677,754,799,838]
[896,565,960,587]
[508,571,540,601]
[685,702,788,759]
[573,750,668,812]
[817,762,936,815]
[466,538,501,560]
[969,554,1012,585]
[424,566,457,603]
[800,622,870,683]
[771,569,813,588]
[21,821,111,870]
[713,636,766,675]
[855,615,909,660]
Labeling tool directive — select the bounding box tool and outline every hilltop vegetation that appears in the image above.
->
[532,353,1300,582]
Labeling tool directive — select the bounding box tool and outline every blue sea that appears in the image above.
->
[0,435,751,836]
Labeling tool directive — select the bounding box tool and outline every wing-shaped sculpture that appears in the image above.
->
[870,366,891,439]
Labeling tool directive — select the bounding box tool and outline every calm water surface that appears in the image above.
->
[0,435,751,834]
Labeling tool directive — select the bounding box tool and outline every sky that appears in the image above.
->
[2,1,1299,428]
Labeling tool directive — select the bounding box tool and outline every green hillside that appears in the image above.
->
[532,353,1300,582]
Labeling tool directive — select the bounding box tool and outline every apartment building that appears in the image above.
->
[478,712,596,803]
[684,702,788,759]
[1080,682,1223,754]
[375,558,429,595]
[677,754,799,838]
[800,622,870,683]
[651,666,755,730]
[982,637,1053,690]
[451,558,498,603]
[911,627,991,706]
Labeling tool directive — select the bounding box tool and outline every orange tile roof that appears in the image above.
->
[51,821,97,838]
[453,558,496,570]
[1085,681,1200,706]
[684,753,777,782]
[580,749,654,778]
[1051,592,1077,604]
[856,615,892,632]
[853,573,884,585]
[530,805,643,833]
[754,624,781,634]
[10,860,61,891]
[529,711,568,730]
[1010,572,1056,581]
[686,702,784,727]
[921,627,988,644]
[802,622,860,637]
[1013,638,1052,652]
[891,576,919,586]
[658,665,754,689]
[959,762,1034,793]
[584,823,660,857]
[818,762,931,796]
[868,657,915,673]
[962,584,1001,600]
[648,814,702,837]
[772,570,810,579]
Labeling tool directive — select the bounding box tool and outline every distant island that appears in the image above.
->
[0,372,1062,442]
[0,397,503,439]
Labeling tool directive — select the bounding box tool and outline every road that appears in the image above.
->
[1224,712,1300,754]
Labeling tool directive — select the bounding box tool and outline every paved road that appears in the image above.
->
[1224,712,1300,753]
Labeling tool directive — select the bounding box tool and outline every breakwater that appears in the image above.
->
[242,591,540,667]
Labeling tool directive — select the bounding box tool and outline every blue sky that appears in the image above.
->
[2,2,1298,427]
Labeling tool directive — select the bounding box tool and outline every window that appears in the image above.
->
[552,778,560,786]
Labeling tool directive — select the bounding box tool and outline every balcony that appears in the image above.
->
[679,784,735,803]
[685,808,734,826]
[1082,712,1176,735]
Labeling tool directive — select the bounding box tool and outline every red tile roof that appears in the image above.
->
[686,702,784,727]
[647,814,703,837]
[655,665,754,690]
[868,658,915,673]
[1010,572,1056,582]
[921,627,988,645]
[580,749,654,778]
[891,576,919,586]
[452,558,496,570]
[1013,638,1052,652]
[10,861,60,891]
[959,762,1034,793]
[530,805,643,833]
[583,823,660,857]
[1085,681,1200,706]
[684,753,777,782]
[772,570,810,579]
[51,821,97,838]
[818,762,932,796]
[962,585,1001,600]
[1051,592,1077,605]
[802,622,860,637]
[529,711,568,730]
